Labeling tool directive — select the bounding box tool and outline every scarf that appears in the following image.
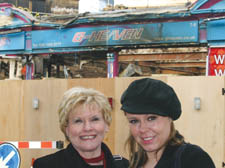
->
[82,150,106,168]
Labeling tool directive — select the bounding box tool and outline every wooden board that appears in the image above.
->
[0,80,23,140]
[22,79,67,168]
[0,77,224,167]
[168,76,225,168]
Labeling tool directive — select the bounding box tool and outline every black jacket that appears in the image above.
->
[138,143,215,168]
[33,143,129,168]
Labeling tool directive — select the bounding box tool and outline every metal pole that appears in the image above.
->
[107,52,118,78]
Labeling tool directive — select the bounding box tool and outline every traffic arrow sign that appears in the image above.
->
[0,143,20,168]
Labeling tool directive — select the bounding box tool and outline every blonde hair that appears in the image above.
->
[126,122,184,168]
[58,87,112,141]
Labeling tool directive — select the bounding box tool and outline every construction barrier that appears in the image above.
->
[0,141,64,149]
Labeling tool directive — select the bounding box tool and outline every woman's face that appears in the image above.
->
[126,113,172,153]
[66,103,109,157]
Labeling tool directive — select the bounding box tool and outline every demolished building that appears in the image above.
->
[0,0,225,79]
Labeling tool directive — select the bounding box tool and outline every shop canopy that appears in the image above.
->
[0,0,225,55]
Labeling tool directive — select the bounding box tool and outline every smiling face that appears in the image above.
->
[66,103,109,158]
[126,113,172,154]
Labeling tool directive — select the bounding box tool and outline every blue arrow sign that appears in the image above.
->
[0,143,20,168]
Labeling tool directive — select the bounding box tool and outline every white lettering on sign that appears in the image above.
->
[214,69,225,76]
[214,54,225,64]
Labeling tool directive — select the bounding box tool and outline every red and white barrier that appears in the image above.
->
[0,141,64,149]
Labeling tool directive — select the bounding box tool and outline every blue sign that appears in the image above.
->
[0,32,25,51]
[0,143,20,168]
[32,20,199,49]
[207,18,225,42]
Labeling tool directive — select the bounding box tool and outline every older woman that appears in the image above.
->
[34,87,129,168]
[120,78,215,168]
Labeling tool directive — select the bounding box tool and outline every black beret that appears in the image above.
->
[120,78,181,120]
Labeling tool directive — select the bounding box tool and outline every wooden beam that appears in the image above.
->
[119,62,205,75]
[138,61,206,68]
[157,67,205,75]
[118,52,207,62]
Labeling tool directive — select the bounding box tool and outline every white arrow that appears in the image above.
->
[0,150,15,168]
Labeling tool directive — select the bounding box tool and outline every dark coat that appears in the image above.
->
[138,143,215,168]
[33,143,129,168]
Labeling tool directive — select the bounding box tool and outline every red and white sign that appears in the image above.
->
[208,47,225,76]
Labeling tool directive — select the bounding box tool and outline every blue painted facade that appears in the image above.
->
[0,32,25,51]
[0,0,225,54]
[31,21,198,50]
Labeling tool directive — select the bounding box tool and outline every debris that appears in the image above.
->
[119,63,142,77]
